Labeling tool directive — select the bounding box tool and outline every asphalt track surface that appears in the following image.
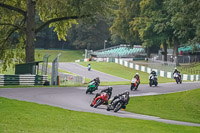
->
[1,82,200,127]
[58,63,129,82]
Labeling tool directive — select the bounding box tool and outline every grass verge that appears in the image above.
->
[35,49,84,62]
[126,88,200,123]
[0,97,200,133]
[0,50,84,75]
[79,62,175,84]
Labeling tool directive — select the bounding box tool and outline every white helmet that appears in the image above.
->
[136,73,139,76]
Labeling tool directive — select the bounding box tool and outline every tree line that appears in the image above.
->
[0,0,200,70]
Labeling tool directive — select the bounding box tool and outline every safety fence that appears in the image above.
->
[0,75,48,86]
[59,73,85,85]
[75,58,200,81]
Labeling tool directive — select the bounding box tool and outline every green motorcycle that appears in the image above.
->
[86,81,98,94]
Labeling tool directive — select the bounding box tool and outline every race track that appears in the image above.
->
[58,63,129,82]
[0,82,200,127]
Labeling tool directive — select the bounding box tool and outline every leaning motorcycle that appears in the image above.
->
[174,72,182,84]
[107,95,127,112]
[149,74,158,87]
[130,78,138,91]
[86,81,98,94]
[91,92,108,108]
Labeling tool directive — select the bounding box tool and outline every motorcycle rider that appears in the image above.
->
[173,68,181,78]
[133,73,140,87]
[88,64,91,71]
[89,77,100,89]
[90,86,112,107]
[95,86,113,100]
[109,90,130,109]
[149,70,157,78]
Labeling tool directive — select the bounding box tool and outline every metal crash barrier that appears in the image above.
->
[0,74,48,86]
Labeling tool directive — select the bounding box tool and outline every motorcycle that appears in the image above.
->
[88,65,91,71]
[174,72,182,84]
[107,95,127,112]
[149,74,158,87]
[86,81,98,94]
[91,92,108,108]
[130,78,138,91]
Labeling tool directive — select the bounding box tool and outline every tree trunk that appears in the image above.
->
[26,0,35,63]
[173,38,179,66]
[173,38,179,57]
[146,46,150,58]
[163,41,167,61]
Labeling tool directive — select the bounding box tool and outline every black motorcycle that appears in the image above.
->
[107,95,127,112]
[173,72,182,84]
[149,74,158,87]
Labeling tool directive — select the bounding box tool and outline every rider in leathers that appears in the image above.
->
[133,73,140,87]
[90,87,113,107]
[110,91,130,109]
[173,68,181,79]
[89,77,100,89]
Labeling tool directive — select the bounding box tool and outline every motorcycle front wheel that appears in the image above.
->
[130,84,134,91]
[114,102,122,112]
[94,99,102,108]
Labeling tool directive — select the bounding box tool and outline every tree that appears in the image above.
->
[129,0,167,59]
[0,0,112,69]
[67,16,111,50]
[110,0,141,45]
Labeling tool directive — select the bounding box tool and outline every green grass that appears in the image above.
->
[178,63,200,75]
[126,88,200,123]
[35,49,84,62]
[0,97,200,133]
[0,49,84,74]
[79,62,175,84]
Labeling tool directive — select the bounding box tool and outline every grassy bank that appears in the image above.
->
[126,88,200,123]
[0,97,199,133]
[35,49,84,62]
[79,62,175,84]
[0,49,84,75]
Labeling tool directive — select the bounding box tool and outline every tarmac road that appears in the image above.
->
[0,82,200,127]
[58,63,129,82]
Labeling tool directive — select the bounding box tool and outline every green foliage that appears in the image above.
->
[0,0,113,69]
[1,97,200,132]
[67,16,111,50]
[127,88,200,123]
[164,0,198,43]
[110,0,141,45]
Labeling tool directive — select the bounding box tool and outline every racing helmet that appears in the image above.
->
[124,90,130,95]
[108,86,113,91]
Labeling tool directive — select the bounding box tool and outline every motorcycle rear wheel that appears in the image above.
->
[155,82,158,86]
[86,90,89,94]
[107,105,111,111]
[130,84,134,91]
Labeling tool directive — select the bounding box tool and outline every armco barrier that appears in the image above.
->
[75,58,200,81]
[110,58,200,81]
[0,74,48,86]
